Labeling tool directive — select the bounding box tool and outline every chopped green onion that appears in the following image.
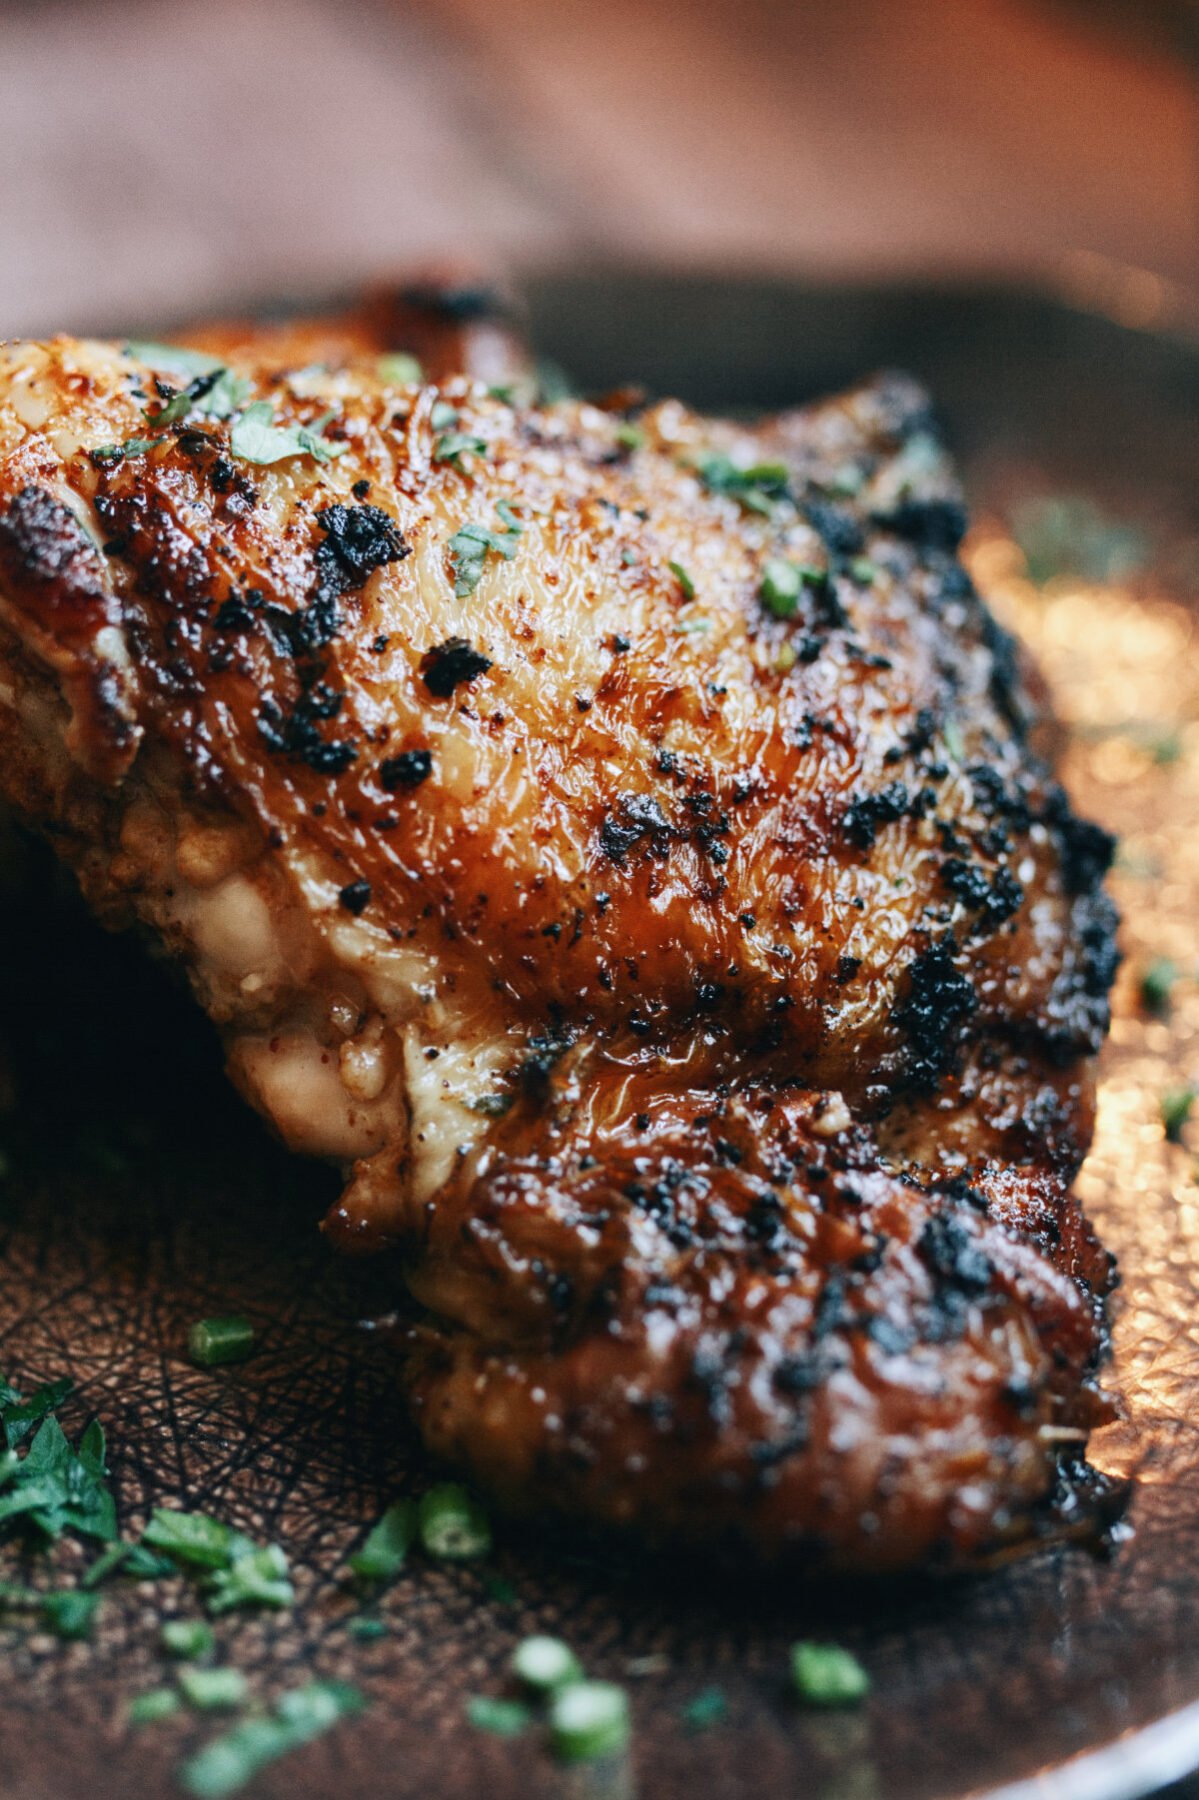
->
[667,561,695,600]
[129,1687,182,1727]
[417,1483,491,1560]
[790,1642,871,1706]
[142,1508,252,1571]
[512,1634,583,1691]
[434,431,488,466]
[42,1589,99,1639]
[1162,1086,1196,1144]
[849,558,876,585]
[466,1696,531,1737]
[205,1543,293,1615]
[943,719,966,763]
[548,1681,631,1762]
[187,1317,255,1369]
[681,1686,727,1731]
[377,353,422,386]
[162,1619,216,1660]
[1140,957,1178,1016]
[692,452,790,516]
[615,423,644,451]
[179,1681,364,1800]
[430,399,459,430]
[179,1667,250,1711]
[760,559,802,617]
[347,1499,417,1582]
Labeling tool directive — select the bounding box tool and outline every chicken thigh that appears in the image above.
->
[0,332,1120,1569]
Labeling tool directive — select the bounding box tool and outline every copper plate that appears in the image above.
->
[1,273,1197,1800]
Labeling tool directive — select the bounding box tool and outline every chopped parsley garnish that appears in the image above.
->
[377,353,422,385]
[434,430,488,466]
[147,368,251,428]
[1141,957,1178,1016]
[188,1317,255,1368]
[140,1507,292,1611]
[91,436,167,466]
[466,1696,531,1737]
[129,1688,183,1727]
[1,1375,72,1447]
[692,451,790,516]
[179,1667,250,1711]
[667,561,695,600]
[0,1411,116,1543]
[448,501,523,597]
[162,1619,216,1660]
[347,1499,416,1583]
[42,1589,100,1639]
[790,1642,870,1706]
[205,1543,294,1615]
[0,1580,90,1637]
[142,1508,252,1571]
[1162,1086,1196,1144]
[180,1681,364,1800]
[417,1483,491,1560]
[82,1538,174,1587]
[228,402,345,466]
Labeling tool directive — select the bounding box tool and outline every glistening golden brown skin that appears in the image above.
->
[0,333,1120,1569]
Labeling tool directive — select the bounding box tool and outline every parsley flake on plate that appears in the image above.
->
[0,1411,116,1543]
[180,1680,364,1800]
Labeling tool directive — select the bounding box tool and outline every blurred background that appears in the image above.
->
[0,0,1195,336]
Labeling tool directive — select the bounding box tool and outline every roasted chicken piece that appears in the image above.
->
[0,333,1120,1569]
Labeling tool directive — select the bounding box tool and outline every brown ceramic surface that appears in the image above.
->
[1,276,1197,1800]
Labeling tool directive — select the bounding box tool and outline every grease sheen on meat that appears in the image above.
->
[0,332,1120,1570]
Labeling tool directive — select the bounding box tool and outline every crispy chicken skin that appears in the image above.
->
[0,332,1120,1569]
